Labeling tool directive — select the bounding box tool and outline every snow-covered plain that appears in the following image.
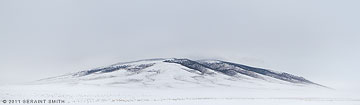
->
[1,58,359,105]
[0,84,359,105]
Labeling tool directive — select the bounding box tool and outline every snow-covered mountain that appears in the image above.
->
[36,58,325,88]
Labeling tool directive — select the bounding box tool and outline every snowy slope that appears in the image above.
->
[2,58,357,105]
[35,58,324,89]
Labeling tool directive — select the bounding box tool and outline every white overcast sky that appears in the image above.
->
[0,0,359,89]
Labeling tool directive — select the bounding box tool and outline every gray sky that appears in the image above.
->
[1,0,359,89]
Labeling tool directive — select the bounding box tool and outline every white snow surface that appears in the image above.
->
[1,59,358,105]
[0,84,359,105]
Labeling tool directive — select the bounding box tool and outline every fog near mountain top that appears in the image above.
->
[1,0,359,90]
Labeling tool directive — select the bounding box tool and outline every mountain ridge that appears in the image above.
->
[36,58,327,88]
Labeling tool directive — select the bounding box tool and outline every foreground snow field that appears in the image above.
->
[0,84,359,105]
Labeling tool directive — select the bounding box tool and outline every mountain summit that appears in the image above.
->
[37,58,325,88]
